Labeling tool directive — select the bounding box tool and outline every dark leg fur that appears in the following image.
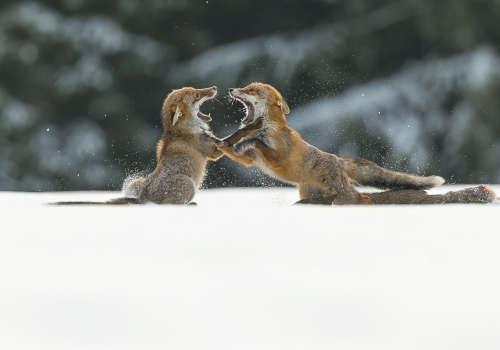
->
[219,117,264,146]
[252,139,283,168]
[296,194,337,205]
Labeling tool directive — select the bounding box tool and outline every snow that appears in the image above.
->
[1,185,500,350]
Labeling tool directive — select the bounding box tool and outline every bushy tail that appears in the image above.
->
[296,185,496,205]
[51,198,140,205]
[341,156,445,190]
[366,185,496,204]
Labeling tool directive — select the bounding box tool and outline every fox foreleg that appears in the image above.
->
[233,139,257,156]
[205,118,264,167]
[251,139,283,168]
[233,138,281,167]
[220,116,264,147]
[207,146,223,160]
[212,139,256,167]
[200,133,223,160]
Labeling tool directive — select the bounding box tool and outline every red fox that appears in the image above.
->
[213,82,496,205]
[55,86,225,205]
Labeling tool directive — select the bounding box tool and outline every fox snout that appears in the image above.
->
[228,88,241,95]
[201,86,217,99]
[228,88,245,100]
[201,86,217,97]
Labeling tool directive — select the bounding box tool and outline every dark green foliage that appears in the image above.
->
[1,0,499,191]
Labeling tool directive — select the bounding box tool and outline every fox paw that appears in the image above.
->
[295,194,336,205]
[234,140,256,156]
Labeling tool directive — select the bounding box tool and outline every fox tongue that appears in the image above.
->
[197,110,211,121]
[241,114,250,125]
[241,101,253,125]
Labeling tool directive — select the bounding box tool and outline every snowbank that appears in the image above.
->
[1,185,499,350]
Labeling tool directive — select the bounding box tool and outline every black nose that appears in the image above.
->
[213,86,217,90]
[229,88,234,92]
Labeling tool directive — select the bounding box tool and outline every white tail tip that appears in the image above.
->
[429,176,445,187]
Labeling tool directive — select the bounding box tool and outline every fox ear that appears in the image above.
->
[277,97,290,115]
[172,103,183,125]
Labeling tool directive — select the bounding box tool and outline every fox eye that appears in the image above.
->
[194,92,200,98]
[249,88,256,92]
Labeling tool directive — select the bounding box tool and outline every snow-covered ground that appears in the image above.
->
[1,185,500,350]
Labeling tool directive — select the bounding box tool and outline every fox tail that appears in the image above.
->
[367,185,496,204]
[341,156,445,190]
[51,198,140,205]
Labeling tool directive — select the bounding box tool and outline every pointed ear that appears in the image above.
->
[172,103,183,125]
[277,97,290,115]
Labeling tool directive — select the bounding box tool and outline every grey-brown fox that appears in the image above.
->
[56,86,223,205]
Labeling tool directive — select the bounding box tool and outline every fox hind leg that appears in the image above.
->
[298,183,327,200]
[123,177,146,198]
[140,175,196,204]
[320,159,373,205]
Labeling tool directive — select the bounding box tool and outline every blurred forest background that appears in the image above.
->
[1,0,500,191]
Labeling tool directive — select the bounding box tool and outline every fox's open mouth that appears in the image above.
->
[197,109,211,122]
[230,94,254,125]
[197,91,217,123]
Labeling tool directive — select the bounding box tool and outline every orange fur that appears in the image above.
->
[124,86,222,204]
[217,83,372,205]
[54,86,222,205]
[216,82,493,206]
